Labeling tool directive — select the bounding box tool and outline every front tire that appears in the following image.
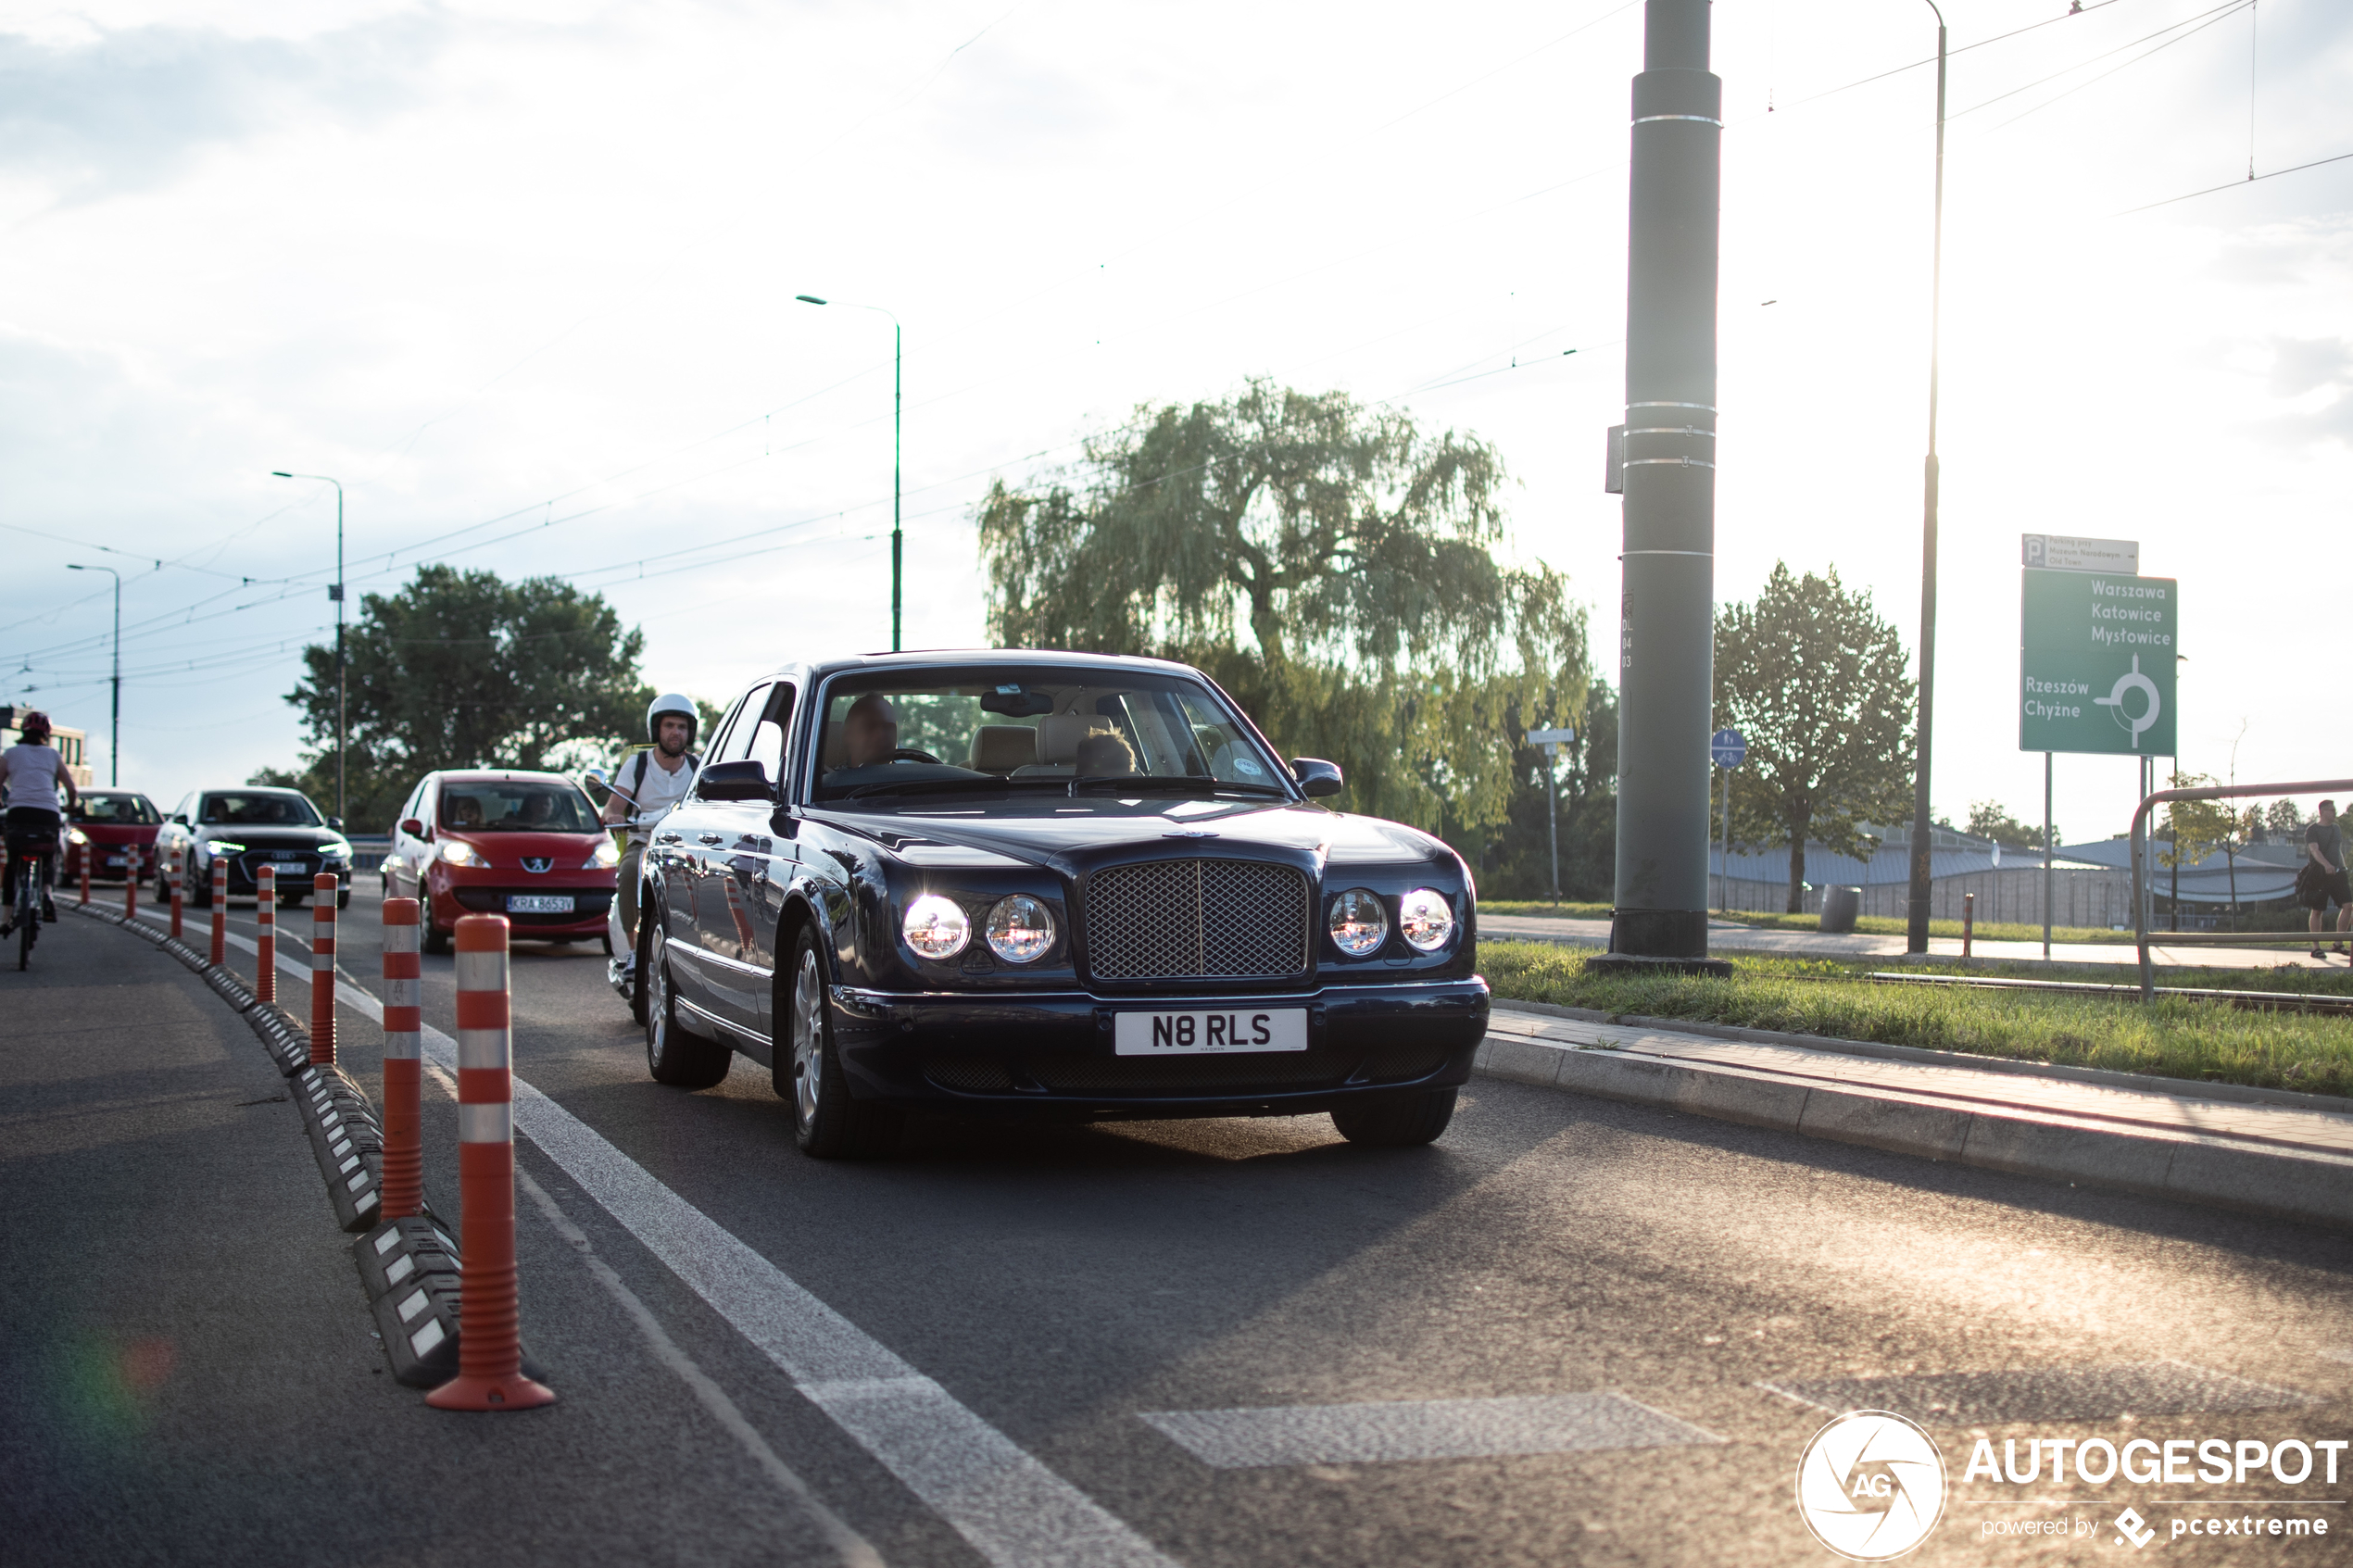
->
[421,891,451,956]
[193,865,214,909]
[644,921,731,1088]
[779,927,900,1159]
[1330,1086,1457,1147]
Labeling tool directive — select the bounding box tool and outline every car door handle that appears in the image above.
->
[698,833,724,846]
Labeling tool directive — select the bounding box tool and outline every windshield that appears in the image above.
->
[438,781,600,834]
[200,792,323,827]
[74,792,160,825]
[809,664,1290,805]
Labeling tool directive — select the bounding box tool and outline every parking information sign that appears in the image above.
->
[2020,568,2176,755]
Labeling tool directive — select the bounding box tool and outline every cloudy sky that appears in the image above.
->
[2,0,2347,845]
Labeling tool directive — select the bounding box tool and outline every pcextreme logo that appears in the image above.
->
[1795,1410,1948,1562]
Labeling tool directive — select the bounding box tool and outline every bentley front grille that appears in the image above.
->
[1083,858,1310,981]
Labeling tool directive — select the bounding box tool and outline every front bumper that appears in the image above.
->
[216,856,347,894]
[445,883,612,934]
[828,977,1490,1117]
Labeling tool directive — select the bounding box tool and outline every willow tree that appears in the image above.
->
[1715,563,1916,912]
[975,381,1588,834]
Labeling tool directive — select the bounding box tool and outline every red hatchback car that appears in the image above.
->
[65,790,163,884]
[381,771,618,954]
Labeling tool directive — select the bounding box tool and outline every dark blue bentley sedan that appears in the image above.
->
[630,650,1489,1158]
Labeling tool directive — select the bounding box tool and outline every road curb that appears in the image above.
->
[1487,997,2348,1113]
[1474,1010,2353,1231]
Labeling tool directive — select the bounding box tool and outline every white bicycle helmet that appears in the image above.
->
[646,692,698,746]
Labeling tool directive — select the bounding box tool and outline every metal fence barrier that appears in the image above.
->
[2133,776,2353,997]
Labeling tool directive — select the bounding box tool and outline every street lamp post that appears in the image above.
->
[1904,2,1950,956]
[795,295,902,651]
[271,471,346,824]
[65,563,121,784]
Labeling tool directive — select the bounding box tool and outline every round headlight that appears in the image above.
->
[985,895,1055,963]
[1327,888,1388,956]
[902,894,970,960]
[1397,887,1455,951]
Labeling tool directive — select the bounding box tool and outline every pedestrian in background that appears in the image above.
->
[2304,798,2352,960]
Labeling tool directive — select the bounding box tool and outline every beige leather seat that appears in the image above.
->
[1011,713,1090,778]
[968,726,1038,773]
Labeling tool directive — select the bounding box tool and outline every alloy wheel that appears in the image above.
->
[791,946,824,1127]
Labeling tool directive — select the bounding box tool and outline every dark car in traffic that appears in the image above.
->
[62,790,163,885]
[154,786,353,908]
[631,651,1489,1158]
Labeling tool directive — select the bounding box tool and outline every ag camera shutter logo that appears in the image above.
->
[1795,1410,1948,1561]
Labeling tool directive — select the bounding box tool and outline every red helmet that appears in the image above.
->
[17,709,49,742]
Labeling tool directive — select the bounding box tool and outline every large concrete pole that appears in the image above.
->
[1601,0,1727,973]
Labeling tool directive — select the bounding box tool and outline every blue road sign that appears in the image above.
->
[1710,728,1746,769]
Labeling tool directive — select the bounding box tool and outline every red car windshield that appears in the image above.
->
[439,782,598,834]
[74,792,160,825]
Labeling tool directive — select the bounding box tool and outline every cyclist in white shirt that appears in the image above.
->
[600,693,700,951]
[0,711,80,933]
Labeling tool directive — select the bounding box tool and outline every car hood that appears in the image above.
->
[816,799,1454,878]
[436,831,604,866]
[77,823,158,844]
[195,825,343,849]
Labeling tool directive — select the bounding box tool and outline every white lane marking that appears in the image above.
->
[213,913,1176,1568]
[512,1156,885,1568]
[1139,1394,1721,1469]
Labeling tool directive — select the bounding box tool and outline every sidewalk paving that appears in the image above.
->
[1479,912,2348,972]
[1476,1001,2353,1230]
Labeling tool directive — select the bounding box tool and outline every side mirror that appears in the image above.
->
[1290,758,1344,798]
[698,759,774,802]
[326,816,344,832]
[170,814,187,827]
[399,818,424,837]
[582,768,608,794]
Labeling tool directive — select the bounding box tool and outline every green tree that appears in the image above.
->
[1966,799,2055,849]
[273,566,652,830]
[1715,563,1916,912]
[976,381,1588,837]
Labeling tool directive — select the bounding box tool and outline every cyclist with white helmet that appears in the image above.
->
[601,693,699,952]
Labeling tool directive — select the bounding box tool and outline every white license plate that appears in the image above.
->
[105,855,126,866]
[506,894,576,914]
[1114,1008,1307,1056]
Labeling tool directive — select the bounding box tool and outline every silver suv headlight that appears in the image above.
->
[902,894,970,960]
[1397,887,1455,951]
[1327,889,1388,956]
[985,895,1055,962]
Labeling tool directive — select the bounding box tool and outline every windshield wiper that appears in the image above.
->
[837,777,1047,800]
[1070,776,1289,797]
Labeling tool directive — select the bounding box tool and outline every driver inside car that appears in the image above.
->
[842,693,900,768]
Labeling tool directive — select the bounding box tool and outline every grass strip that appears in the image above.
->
[1479,940,2353,1098]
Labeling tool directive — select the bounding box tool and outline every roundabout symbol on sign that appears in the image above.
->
[2092,654,2162,750]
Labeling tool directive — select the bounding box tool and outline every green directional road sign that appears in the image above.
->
[2019,567,2177,755]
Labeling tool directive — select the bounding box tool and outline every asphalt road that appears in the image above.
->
[6,884,2353,1566]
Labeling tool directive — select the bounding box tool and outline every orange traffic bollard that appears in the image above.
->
[427,914,554,1411]
[310,872,338,1066]
[208,859,225,965]
[256,865,277,1005]
[169,847,184,940]
[380,897,424,1220]
[80,847,91,906]
[124,865,136,922]
[1962,892,1975,960]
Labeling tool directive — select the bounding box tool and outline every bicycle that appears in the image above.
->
[5,827,55,970]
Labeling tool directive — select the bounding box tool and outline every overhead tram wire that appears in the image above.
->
[1969,1,2259,133]
[2116,147,2353,215]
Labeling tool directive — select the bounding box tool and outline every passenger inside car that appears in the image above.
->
[1075,730,1137,777]
[451,797,485,829]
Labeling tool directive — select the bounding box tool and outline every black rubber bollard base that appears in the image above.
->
[1583,953,1734,978]
[354,1215,460,1301]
